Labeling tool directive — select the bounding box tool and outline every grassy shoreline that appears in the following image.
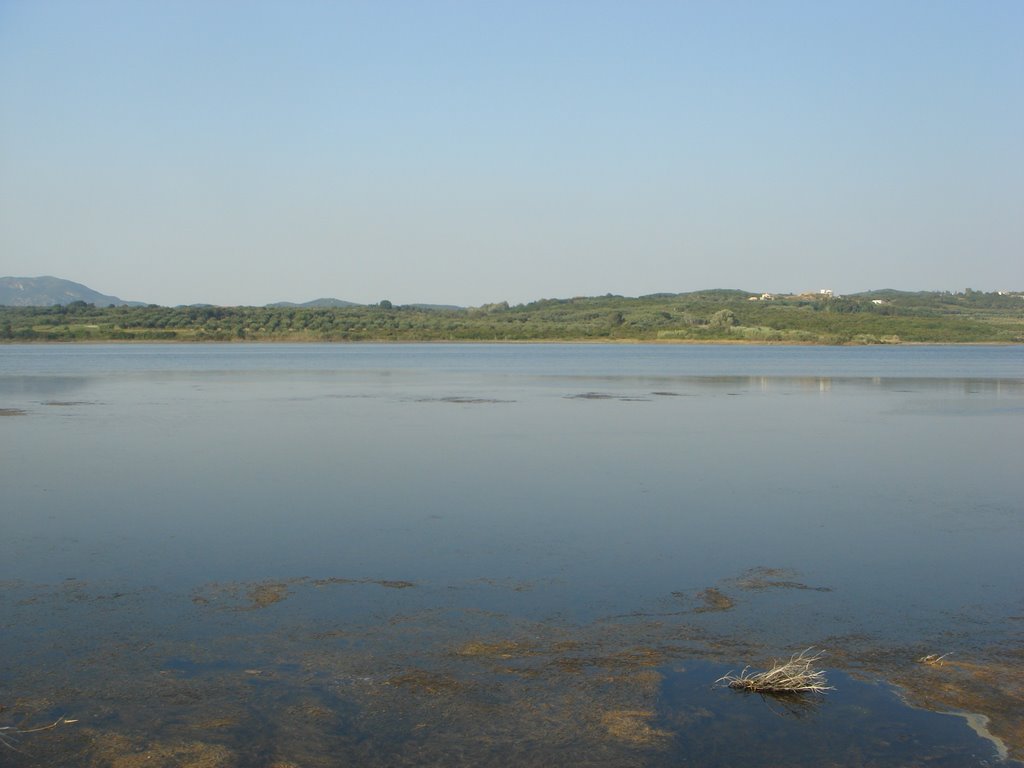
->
[3,337,1022,346]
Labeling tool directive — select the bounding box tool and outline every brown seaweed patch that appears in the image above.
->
[308,628,351,640]
[193,576,415,611]
[625,668,663,695]
[112,741,234,768]
[693,588,736,613]
[310,577,359,587]
[385,670,467,696]
[189,716,239,730]
[729,566,832,592]
[191,579,296,611]
[311,577,415,589]
[43,401,93,406]
[0,408,26,416]
[419,396,514,404]
[456,640,539,659]
[84,731,234,768]
[607,647,669,667]
[600,709,671,745]
[283,701,335,722]
[667,586,735,614]
[373,579,416,589]
[553,646,668,674]
[248,582,290,608]
[565,392,650,402]
[549,640,583,654]
[472,577,537,592]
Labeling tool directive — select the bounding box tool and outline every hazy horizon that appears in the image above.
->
[2,2,1021,307]
[5,273,1020,310]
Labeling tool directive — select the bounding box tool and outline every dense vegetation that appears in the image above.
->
[2,289,1022,344]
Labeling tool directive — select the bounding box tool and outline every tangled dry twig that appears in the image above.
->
[716,648,834,694]
[0,715,78,752]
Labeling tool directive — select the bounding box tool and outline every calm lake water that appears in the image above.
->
[2,343,1022,767]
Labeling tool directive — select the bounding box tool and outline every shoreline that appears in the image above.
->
[2,338,1021,347]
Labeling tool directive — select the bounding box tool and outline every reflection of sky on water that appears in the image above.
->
[3,345,1021,648]
[2,341,1023,378]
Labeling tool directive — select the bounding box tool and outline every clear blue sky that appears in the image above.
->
[1,1,1021,306]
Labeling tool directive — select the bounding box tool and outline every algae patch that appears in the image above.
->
[600,709,671,745]
[191,580,294,611]
[729,566,832,592]
[87,732,234,768]
[311,577,416,589]
[417,396,514,404]
[693,588,736,613]
[248,582,290,609]
[457,640,539,659]
[191,576,417,610]
[385,670,468,696]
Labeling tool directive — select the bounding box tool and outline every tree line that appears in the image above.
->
[1,290,1021,344]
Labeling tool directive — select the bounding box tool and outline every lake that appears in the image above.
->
[1,343,1022,766]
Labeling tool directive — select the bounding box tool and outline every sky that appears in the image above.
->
[1,1,1021,307]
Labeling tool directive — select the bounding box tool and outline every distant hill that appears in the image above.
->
[267,298,361,308]
[0,276,142,307]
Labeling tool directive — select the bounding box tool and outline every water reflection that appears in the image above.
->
[2,345,1022,766]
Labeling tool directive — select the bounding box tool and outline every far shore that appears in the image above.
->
[2,338,1021,347]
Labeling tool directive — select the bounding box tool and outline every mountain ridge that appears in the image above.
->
[0,276,143,307]
[3,275,1020,310]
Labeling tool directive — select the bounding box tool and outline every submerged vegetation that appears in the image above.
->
[4,570,1020,765]
[1,289,1022,344]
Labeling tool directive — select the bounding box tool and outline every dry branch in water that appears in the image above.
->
[917,652,952,666]
[0,715,78,751]
[716,648,833,694]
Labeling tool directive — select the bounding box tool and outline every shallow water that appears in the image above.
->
[1,343,1022,766]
